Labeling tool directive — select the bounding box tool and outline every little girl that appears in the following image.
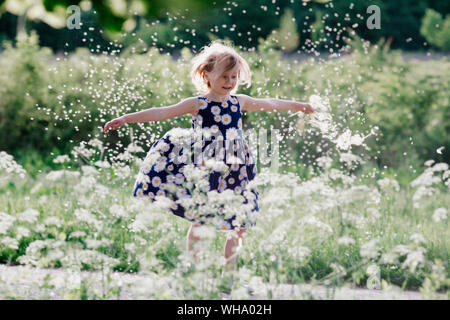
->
[104,41,315,271]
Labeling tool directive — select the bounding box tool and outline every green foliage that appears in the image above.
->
[310,10,324,45]
[3,0,449,53]
[0,31,54,154]
[1,31,449,173]
[267,8,300,52]
[420,9,450,50]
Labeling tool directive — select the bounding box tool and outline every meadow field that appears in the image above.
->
[0,31,449,299]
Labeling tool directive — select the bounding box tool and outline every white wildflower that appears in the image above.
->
[166,127,194,144]
[74,208,102,230]
[443,170,450,181]
[330,263,347,277]
[339,152,364,168]
[360,238,380,259]
[45,170,80,181]
[124,243,136,252]
[17,208,39,224]
[430,162,448,172]
[226,155,244,165]
[287,245,311,262]
[377,177,400,192]
[15,226,30,240]
[112,164,131,178]
[69,231,87,239]
[49,274,66,290]
[205,159,229,173]
[71,142,96,159]
[300,215,333,234]
[183,164,208,182]
[392,244,413,256]
[33,224,46,233]
[338,236,355,246]
[0,151,27,178]
[53,155,70,164]
[316,156,333,170]
[109,204,129,219]
[380,251,399,264]
[230,287,250,300]
[410,169,441,188]
[366,207,381,219]
[43,216,62,227]
[81,165,99,177]
[153,196,175,210]
[0,237,19,250]
[85,238,113,249]
[87,138,104,149]
[336,129,352,150]
[127,142,145,153]
[410,233,426,244]
[432,208,447,222]
[38,195,48,205]
[30,182,43,194]
[401,247,426,272]
[94,160,111,168]
[192,225,217,239]
[0,212,16,235]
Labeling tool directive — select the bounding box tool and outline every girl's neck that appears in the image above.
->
[205,91,231,102]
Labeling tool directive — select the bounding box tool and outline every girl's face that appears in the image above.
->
[206,62,239,96]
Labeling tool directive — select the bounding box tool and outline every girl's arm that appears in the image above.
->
[236,94,314,114]
[124,97,198,123]
[104,97,199,133]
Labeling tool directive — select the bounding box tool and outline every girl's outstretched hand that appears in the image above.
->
[289,103,315,118]
[300,103,315,114]
[104,116,127,133]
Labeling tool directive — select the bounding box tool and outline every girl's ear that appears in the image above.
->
[203,71,208,81]
[202,71,211,88]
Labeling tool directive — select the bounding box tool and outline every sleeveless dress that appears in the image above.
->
[132,95,259,230]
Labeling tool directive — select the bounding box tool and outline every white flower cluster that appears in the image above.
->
[0,151,27,179]
[126,142,145,153]
[87,138,104,150]
[377,177,400,192]
[432,208,447,223]
[0,212,16,235]
[360,238,380,259]
[17,208,40,224]
[53,154,70,164]
[166,127,195,145]
[71,141,96,159]
[336,129,367,151]
[45,170,80,182]
[74,208,103,231]
[299,215,333,234]
[410,161,449,208]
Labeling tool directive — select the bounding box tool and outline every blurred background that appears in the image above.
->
[0,0,449,180]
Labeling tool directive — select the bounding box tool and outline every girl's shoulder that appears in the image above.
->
[234,94,253,109]
[171,96,201,117]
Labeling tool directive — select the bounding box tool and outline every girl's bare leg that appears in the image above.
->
[186,223,202,262]
[224,228,246,271]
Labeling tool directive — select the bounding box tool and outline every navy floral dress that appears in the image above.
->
[132,95,259,230]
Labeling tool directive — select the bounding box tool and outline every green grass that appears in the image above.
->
[0,153,448,300]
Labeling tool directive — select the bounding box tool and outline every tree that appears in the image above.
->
[420,8,450,50]
[0,0,227,37]
[267,8,300,52]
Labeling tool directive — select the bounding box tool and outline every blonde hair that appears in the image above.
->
[190,41,251,95]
